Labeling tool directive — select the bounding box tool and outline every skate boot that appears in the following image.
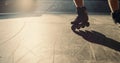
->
[71,7,90,29]
[112,9,120,24]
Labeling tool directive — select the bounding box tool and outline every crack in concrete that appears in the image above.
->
[0,21,26,46]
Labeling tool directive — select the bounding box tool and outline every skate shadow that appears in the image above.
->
[71,26,120,52]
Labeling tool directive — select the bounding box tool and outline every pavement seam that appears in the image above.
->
[52,41,56,63]
[89,43,96,61]
[0,21,26,46]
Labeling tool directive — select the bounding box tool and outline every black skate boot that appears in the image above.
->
[71,7,90,29]
[112,9,120,24]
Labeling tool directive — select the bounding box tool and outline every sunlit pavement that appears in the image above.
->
[0,14,120,63]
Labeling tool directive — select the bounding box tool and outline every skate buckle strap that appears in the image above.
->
[112,9,120,24]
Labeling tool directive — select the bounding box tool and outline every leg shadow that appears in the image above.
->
[71,26,120,52]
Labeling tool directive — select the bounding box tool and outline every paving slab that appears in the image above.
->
[0,14,120,63]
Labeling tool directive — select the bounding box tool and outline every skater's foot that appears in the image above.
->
[80,22,90,28]
[71,17,90,29]
[71,16,81,25]
[71,21,90,30]
[71,16,90,29]
[71,7,90,29]
[76,22,90,29]
[71,22,90,32]
[112,9,120,24]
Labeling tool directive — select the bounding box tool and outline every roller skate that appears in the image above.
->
[71,7,90,30]
[112,9,120,24]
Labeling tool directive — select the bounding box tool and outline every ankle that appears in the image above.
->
[112,9,120,14]
[76,6,87,16]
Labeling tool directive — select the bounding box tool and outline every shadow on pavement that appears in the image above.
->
[71,26,120,52]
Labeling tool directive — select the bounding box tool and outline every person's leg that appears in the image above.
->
[72,0,89,28]
[73,0,84,7]
[108,0,120,24]
[108,0,119,12]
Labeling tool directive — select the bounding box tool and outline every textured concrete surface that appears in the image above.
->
[0,14,120,63]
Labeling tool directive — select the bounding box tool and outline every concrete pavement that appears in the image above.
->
[0,14,120,63]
